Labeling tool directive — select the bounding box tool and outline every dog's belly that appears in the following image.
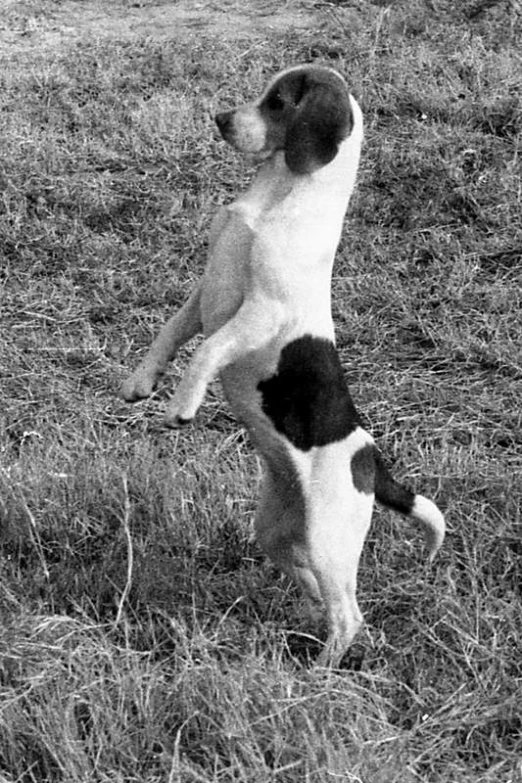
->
[220,350,278,438]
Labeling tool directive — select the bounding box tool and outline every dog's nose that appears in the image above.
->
[215,111,233,136]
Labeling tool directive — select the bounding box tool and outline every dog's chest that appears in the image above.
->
[200,162,342,338]
[200,204,255,334]
[200,175,286,331]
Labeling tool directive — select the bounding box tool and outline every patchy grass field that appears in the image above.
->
[1,0,521,780]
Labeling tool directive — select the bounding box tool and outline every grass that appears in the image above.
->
[1,0,521,780]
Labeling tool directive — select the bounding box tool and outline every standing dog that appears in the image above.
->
[122,64,445,666]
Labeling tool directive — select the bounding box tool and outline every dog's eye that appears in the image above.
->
[266,93,285,111]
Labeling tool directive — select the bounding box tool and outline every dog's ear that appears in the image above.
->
[284,75,353,175]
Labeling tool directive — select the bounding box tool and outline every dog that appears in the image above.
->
[122,64,445,666]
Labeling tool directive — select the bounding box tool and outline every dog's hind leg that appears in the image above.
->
[310,530,368,667]
[254,467,325,623]
[255,451,372,667]
[305,440,375,667]
[310,503,373,667]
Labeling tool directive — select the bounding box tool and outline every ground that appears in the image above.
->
[0,0,341,51]
[1,0,521,781]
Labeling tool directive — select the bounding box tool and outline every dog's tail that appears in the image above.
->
[373,450,445,561]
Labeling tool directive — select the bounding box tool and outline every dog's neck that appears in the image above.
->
[244,134,361,223]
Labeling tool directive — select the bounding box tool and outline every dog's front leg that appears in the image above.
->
[121,284,202,402]
[164,298,284,427]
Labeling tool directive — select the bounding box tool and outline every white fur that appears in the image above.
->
[411,495,446,561]
[122,66,443,667]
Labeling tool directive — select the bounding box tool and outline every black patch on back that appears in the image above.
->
[258,335,359,451]
[351,444,376,495]
[374,450,415,515]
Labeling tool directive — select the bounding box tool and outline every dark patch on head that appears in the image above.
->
[258,335,359,451]
[260,66,354,175]
[351,444,376,495]
[373,450,415,515]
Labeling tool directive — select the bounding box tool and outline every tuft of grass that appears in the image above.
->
[1,1,521,780]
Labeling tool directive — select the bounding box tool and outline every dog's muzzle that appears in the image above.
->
[215,106,268,154]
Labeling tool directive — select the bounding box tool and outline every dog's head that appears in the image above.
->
[215,65,358,175]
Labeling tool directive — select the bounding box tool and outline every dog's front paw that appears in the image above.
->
[164,379,206,428]
[164,396,197,428]
[121,371,157,402]
[164,410,193,428]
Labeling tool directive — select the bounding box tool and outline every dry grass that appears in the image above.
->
[1,0,521,780]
